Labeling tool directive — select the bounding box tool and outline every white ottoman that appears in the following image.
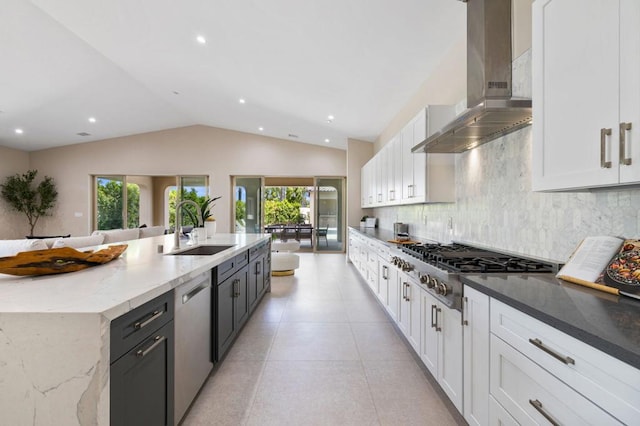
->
[271,252,300,276]
[271,241,300,252]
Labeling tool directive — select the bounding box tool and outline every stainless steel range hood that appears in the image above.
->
[412,0,532,154]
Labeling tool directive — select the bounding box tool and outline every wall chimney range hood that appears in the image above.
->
[412,0,532,154]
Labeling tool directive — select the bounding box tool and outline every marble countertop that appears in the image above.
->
[462,274,640,369]
[0,233,269,320]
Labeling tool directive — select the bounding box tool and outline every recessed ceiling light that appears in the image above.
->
[239,98,246,104]
[324,138,330,143]
[196,35,206,44]
[15,128,23,134]
[88,117,96,123]
[327,115,334,121]
[258,127,264,131]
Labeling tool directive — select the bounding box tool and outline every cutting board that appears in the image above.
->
[387,240,420,245]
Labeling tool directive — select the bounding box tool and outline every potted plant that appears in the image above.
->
[200,196,221,238]
[0,170,58,237]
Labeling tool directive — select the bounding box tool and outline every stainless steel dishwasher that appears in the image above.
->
[174,272,213,425]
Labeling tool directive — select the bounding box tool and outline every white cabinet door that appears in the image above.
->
[386,266,400,322]
[420,292,439,377]
[463,286,490,426]
[398,274,421,352]
[619,0,640,183]
[401,122,415,202]
[398,272,411,337]
[532,0,621,190]
[439,301,463,412]
[409,280,422,354]
[391,135,403,204]
[377,260,390,305]
[420,290,463,412]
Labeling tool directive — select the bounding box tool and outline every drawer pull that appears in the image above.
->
[134,310,163,330]
[136,335,165,358]
[529,399,560,426]
[529,338,575,365]
[435,307,442,332]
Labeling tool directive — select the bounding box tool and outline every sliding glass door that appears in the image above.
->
[314,177,345,252]
[234,177,263,233]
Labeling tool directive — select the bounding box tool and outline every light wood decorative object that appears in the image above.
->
[0,245,128,276]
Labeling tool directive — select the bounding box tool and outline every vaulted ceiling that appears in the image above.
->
[1,0,465,151]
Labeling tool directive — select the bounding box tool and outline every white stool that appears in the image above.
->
[271,241,300,252]
[271,252,300,276]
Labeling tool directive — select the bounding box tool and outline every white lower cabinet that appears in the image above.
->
[377,259,390,306]
[489,395,518,426]
[386,265,400,322]
[462,285,490,426]
[421,290,463,412]
[491,334,622,425]
[397,272,421,352]
[490,299,640,425]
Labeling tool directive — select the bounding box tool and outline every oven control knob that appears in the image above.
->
[437,283,448,296]
[428,277,438,289]
[419,273,430,285]
[403,263,414,272]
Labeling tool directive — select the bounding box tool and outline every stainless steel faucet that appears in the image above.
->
[174,199,202,251]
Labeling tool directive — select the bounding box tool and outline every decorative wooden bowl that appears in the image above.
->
[0,244,128,276]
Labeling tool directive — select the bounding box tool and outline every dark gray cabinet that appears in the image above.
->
[213,241,271,363]
[110,290,174,426]
[214,252,249,361]
[249,240,270,311]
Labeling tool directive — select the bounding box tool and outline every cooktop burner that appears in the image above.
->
[401,243,558,274]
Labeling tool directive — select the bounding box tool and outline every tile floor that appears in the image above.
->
[182,253,465,426]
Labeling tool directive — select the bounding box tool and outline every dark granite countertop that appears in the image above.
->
[349,226,435,247]
[462,274,640,370]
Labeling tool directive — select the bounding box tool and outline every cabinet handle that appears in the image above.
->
[136,335,166,358]
[233,279,239,297]
[405,283,411,302]
[620,122,632,166]
[600,128,612,168]
[377,193,382,202]
[256,261,262,275]
[529,399,560,426]
[382,265,388,280]
[134,310,163,330]
[461,296,469,326]
[389,189,394,201]
[431,304,441,331]
[407,184,414,198]
[529,338,575,365]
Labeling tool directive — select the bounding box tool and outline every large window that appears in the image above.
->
[94,175,208,232]
[95,176,140,230]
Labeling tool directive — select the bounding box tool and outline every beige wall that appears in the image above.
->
[346,138,374,227]
[26,125,346,237]
[0,146,31,238]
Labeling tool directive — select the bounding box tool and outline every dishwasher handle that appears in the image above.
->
[182,282,210,304]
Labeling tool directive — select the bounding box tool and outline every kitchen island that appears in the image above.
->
[0,233,269,426]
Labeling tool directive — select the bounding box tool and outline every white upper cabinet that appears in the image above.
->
[361,106,456,208]
[532,0,640,190]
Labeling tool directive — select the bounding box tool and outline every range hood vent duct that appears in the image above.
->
[412,0,532,154]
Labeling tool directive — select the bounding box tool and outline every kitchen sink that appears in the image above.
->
[170,244,235,256]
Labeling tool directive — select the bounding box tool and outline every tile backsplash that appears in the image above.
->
[373,50,640,262]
